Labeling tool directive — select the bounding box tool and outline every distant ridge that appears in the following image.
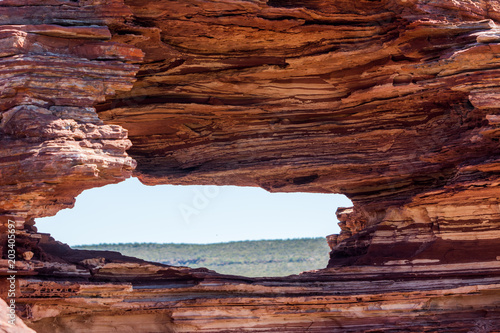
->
[73,237,330,277]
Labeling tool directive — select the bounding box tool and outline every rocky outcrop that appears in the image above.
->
[0,1,141,330]
[100,0,500,267]
[101,0,500,202]
[103,0,500,280]
[0,0,141,220]
[7,221,500,332]
[2,0,500,331]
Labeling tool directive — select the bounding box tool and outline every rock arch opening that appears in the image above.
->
[36,177,352,277]
[3,0,500,330]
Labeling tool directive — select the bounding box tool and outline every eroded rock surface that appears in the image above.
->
[0,0,140,220]
[1,0,500,331]
[0,0,141,330]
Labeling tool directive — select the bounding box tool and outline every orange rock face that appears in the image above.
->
[0,0,140,219]
[2,0,500,331]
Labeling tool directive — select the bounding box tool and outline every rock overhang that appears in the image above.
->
[2,0,500,331]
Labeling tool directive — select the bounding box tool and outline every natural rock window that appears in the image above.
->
[37,178,352,277]
[3,0,500,331]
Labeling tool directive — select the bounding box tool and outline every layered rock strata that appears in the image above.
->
[8,224,500,332]
[0,0,141,220]
[0,1,141,330]
[2,0,500,332]
[99,0,500,274]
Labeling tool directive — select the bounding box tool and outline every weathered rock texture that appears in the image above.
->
[2,0,500,331]
[0,0,141,220]
[5,217,500,333]
[0,0,140,330]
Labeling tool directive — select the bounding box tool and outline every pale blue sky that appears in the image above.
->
[36,178,351,246]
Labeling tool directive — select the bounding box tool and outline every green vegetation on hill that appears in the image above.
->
[73,238,331,277]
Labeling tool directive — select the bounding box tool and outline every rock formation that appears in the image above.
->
[0,0,140,219]
[1,0,500,331]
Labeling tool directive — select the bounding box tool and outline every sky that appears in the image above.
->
[36,177,352,246]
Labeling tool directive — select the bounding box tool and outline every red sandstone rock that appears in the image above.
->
[2,0,500,331]
[0,1,141,219]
